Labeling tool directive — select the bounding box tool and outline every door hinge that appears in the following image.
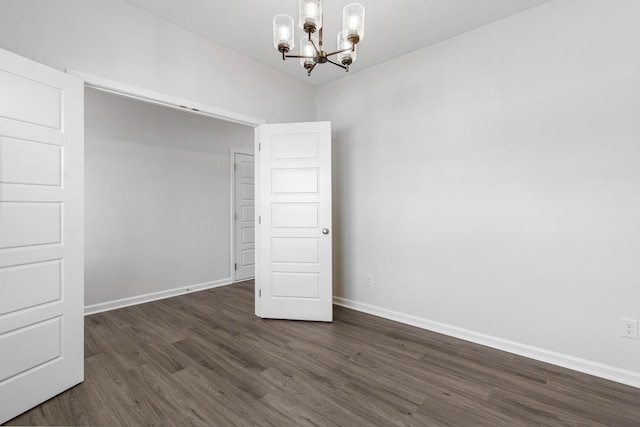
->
[259,289,262,297]
[259,143,261,151]
[234,162,237,171]
[234,263,237,271]
[259,216,261,224]
[234,212,238,220]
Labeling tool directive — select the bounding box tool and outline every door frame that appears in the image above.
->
[67,70,266,128]
[230,148,255,282]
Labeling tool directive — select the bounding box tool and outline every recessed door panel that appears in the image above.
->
[0,137,61,186]
[0,317,62,381]
[241,161,254,178]
[272,237,319,263]
[0,71,62,130]
[271,133,318,159]
[241,206,254,222]
[272,272,319,299]
[271,169,318,194]
[272,203,318,228]
[0,203,61,249]
[242,249,255,266]
[241,227,255,244]
[242,183,255,200]
[0,260,61,315]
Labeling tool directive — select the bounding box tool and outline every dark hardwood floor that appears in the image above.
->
[6,281,640,426]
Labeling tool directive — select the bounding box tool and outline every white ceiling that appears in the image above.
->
[122,0,550,86]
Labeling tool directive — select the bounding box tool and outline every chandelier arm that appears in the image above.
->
[284,54,315,59]
[325,47,355,58]
[326,58,348,70]
[309,37,321,56]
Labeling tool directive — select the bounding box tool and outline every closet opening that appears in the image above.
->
[84,86,257,314]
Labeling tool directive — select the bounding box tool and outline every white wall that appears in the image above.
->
[85,88,253,308]
[0,0,316,124]
[318,0,640,385]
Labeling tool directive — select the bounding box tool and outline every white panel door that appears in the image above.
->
[255,122,332,321]
[0,48,84,424]
[234,152,255,281]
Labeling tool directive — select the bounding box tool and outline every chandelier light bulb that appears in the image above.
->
[306,3,317,20]
[337,31,356,66]
[279,27,290,42]
[300,36,317,62]
[299,0,322,33]
[348,16,359,32]
[273,14,295,52]
[342,3,365,43]
[299,35,318,74]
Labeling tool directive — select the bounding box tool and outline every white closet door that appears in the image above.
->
[234,152,255,281]
[0,48,84,424]
[255,121,332,321]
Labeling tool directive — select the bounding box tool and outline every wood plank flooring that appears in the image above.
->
[5,281,640,426]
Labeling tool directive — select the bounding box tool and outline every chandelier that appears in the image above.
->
[273,1,365,76]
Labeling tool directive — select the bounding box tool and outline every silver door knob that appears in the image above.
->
[322,228,330,235]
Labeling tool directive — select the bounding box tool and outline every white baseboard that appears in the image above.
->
[84,278,233,315]
[333,296,640,389]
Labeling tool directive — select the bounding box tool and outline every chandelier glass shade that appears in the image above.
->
[273,0,365,76]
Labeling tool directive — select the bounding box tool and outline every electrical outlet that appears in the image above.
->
[365,274,373,287]
[621,318,638,339]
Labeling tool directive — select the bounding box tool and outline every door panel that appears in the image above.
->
[272,237,319,263]
[0,260,62,314]
[271,133,318,159]
[272,203,318,228]
[255,121,332,322]
[234,152,255,281]
[0,48,84,424]
[0,317,62,381]
[272,168,318,193]
[0,70,63,130]
[0,202,62,248]
[0,136,62,186]
[272,272,319,298]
